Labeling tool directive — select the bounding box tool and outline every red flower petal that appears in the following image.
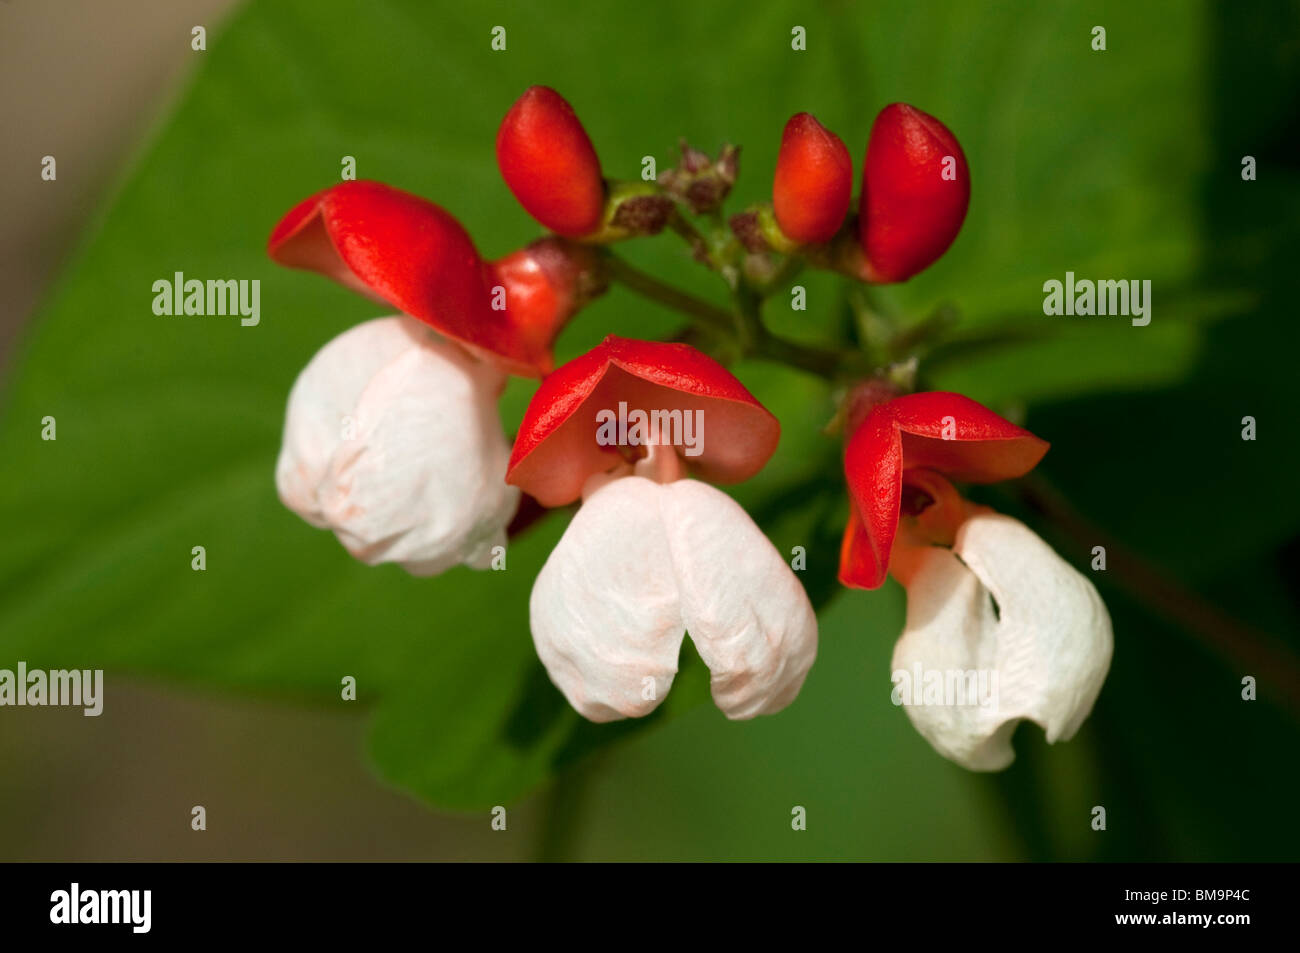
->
[837,392,1048,589]
[858,103,970,283]
[496,86,605,237]
[489,251,562,374]
[268,180,551,376]
[773,112,853,244]
[507,336,780,507]
[838,407,902,590]
[888,392,1049,481]
[488,239,605,377]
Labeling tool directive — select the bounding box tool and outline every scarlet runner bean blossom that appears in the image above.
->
[507,336,817,722]
[268,180,599,573]
[838,389,1113,769]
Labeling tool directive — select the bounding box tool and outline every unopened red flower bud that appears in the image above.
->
[496,86,605,237]
[772,113,852,244]
[858,103,970,283]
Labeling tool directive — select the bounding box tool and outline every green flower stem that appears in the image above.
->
[752,331,858,379]
[666,209,733,274]
[667,208,708,247]
[886,302,960,361]
[602,252,733,331]
[733,279,875,380]
[602,251,872,382]
[534,753,602,862]
[729,281,764,349]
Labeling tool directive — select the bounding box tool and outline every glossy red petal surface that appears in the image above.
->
[837,406,903,590]
[507,336,779,506]
[858,103,970,283]
[837,392,1047,589]
[888,392,1049,482]
[773,112,853,244]
[496,86,605,237]
[268,180,549,375]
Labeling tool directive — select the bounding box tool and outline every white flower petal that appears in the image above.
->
[276,317,422,526]
[662,480,818,719]
[529,476,685,722]
[275,315,519,574]
[529,476,818,723]
[891,512,1112,771]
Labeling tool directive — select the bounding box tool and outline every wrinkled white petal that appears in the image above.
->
[275,316,519,575]
[529,476,817,722]
[661,480,818,719]
[529,477,684,722]
[891,513,1112,771]
[276,317,421,527]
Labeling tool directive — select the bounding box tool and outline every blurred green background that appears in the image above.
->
[1,0,1297,860]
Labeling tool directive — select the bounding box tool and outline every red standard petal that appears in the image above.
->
[887,392,1049,482]
[772,112,853,244]
[496,86,605,237]
[507,336,780,506]
[268,180,550,376]
[837,392,1048,589]
[838,407,903,590]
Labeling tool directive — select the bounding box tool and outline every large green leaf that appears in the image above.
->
[0,0,1230,812]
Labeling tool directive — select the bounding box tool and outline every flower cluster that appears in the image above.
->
[268,86,1111,770]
